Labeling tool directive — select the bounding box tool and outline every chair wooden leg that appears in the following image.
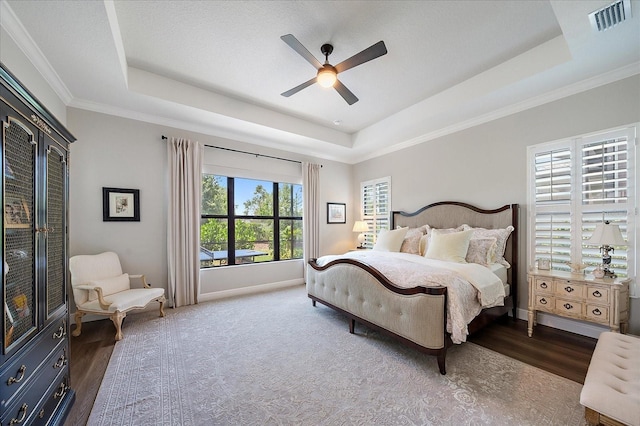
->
[158,296,166,317]
[111,311,126,341]
[72,311,86,337]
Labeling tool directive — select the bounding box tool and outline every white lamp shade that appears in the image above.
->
[587,222,626,246]
[352,221,369,233]
[317,68,337,88]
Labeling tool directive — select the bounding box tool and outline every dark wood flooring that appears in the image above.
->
[64,316,596,426]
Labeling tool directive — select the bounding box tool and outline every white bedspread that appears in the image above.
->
[314,251,505,344]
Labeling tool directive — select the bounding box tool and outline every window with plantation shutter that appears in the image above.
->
[528,125,636,281]
[360,177,391,248]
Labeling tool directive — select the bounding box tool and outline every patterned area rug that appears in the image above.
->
[88,285,586,425]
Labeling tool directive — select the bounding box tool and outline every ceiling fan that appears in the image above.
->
[280,34,387,105]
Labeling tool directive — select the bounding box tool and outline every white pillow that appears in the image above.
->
[373,227,409,252]
[425,229,474,263]
[87,273,130,300]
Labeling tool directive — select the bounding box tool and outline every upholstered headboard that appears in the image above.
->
[392,201,519,311]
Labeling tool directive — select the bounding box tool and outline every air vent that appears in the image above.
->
[589,0,632,31]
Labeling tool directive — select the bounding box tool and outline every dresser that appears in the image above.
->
[1,64,75,424]
[527,269,630,337]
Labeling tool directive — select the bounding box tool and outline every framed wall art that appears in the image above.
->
[327,202,346,224]
[103,187,140,222]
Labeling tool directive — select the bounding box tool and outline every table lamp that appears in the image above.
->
[587,221,626,278]
[352,221,369,248]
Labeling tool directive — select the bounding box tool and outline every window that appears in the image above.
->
[528,125,636,278]
[360,176,391,248]
[200,174,303,267]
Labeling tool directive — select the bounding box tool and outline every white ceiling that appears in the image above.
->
[2,0,639,163]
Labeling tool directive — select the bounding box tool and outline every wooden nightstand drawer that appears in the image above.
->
[555,298,583,317]
[587,286,609,303]
[534,278,552,293]
[554,280,585,299]
[535,295,554,311]
[585,304,609,323]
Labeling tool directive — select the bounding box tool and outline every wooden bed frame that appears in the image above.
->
[307,201,518,374]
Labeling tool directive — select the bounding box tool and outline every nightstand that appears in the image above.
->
[527,269,630,337]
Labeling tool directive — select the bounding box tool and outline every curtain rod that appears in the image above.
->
[161,135,321,167]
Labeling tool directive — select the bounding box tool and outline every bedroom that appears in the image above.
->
[1,0,639,425]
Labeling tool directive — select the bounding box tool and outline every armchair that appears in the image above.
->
[69,251,165,341]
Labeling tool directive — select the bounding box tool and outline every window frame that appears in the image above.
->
[200,175,303,268]
[527,124,636,282]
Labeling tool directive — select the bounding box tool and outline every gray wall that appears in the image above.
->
[353,74,640,335]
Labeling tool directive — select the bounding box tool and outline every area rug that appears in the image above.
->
[88,285,586,425]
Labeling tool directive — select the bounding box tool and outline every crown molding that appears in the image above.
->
[0,0,73,104]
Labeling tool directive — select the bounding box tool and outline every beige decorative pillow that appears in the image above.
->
[373,227,409,252]
[399,225,429,255]
[422,225,463,255]
[462,225,514,268]
[466,237,498,266]
[425,229,474,263]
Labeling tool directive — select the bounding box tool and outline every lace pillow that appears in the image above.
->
[466,237,498,266]
[399,225,429,255]
[462,225,514,268]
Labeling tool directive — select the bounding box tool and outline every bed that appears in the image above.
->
[307,201,518,374]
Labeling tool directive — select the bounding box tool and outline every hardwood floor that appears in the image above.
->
[64,316,596,426]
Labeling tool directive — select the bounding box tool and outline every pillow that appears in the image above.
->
[399,225,428,255]
[425,229,474,263]
[465,237,498,266]
[373,227,409,252]
[87,273,130,300]
[422,225,463,255]
[462,225,514,268]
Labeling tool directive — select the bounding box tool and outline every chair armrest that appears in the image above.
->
[129,274,150,288]
[76,284,112,310]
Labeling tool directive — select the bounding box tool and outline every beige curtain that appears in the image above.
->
[167,137,203,307]
[302,163,320,276]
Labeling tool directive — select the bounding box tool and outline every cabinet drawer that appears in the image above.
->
[587,286,609,303]
[32,374,70,426]
[535,295,554,311]
[554,281,586,299]
[555,298,583,317]
[0,320,66,411]
[585,304,609,323]
[534,277,553,293]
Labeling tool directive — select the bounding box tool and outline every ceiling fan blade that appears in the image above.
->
[334,41,387,74]
[281,77,317,97]
[281,34,323,70]
[334,79,358,105]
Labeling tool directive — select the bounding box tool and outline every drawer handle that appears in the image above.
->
[540,298,547,305]
[563,303,573,310]
[593,290,602,298]
[7,365,26,385]
[9,403,28,425]
[54,382,67,399]
[540,282,548,289]
[564,286,574,293]
[53,354,67,369]
[52,325,65,339]
[592,308,602,316]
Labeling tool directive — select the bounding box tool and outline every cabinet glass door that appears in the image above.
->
[45,140,67,319]
[3,117,37,350]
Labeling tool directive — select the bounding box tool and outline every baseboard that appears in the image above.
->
[516,307,608,339]
[198,279,304,302]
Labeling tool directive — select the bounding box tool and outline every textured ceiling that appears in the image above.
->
[2,0,639,163]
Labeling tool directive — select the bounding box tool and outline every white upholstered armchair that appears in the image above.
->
[69,251,166,341]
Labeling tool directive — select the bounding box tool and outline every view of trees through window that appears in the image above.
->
[200,174,303,267]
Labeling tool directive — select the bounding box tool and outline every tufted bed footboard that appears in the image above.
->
[307,257,451,374]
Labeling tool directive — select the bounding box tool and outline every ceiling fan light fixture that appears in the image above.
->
[317,66,337,88]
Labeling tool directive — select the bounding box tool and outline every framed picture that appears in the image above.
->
[327,202,346,224]
[4,196,30,228]
[103,187,140,222]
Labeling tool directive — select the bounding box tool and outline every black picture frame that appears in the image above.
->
[103,187,140,222]
[327,202,346,224]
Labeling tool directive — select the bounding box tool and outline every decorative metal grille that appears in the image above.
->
[4,119,36,348]
[47,148,65,316]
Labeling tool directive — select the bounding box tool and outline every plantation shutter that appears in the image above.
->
[361,177,391,248]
